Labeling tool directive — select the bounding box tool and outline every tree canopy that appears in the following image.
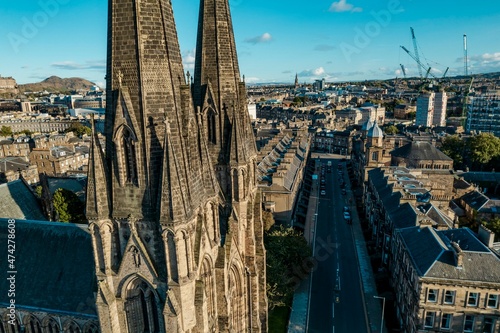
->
[440,133,500,171]
[52,188,85,223]
[384,125,399,135]
[468,133,500,166]
[0,125,13,137]
[65,122,91,137]
[265,225,312,309]
[440,135,466,169]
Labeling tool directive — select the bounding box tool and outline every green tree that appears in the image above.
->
[468,133,500,167]
[440,135,466,169]
[407,111,416,120]
[384,125,399,135]
[34,185,43,198]
[52,188,85,223]
[17,129,32,136]
[0,125,13,137]
[485,218,500,242]
[66,122,91,137]
[265,225,311,309]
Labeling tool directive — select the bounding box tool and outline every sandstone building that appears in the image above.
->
[86,0,267,332]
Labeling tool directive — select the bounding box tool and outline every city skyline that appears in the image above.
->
[1,0,500,86]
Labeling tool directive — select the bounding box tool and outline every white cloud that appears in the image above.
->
[328,0,362,13]
[244,32,273,44]
[244,77,260,83]
[298,67,327,78]
[182,49,196,70]
[456,52,500,74]
[51,60,105,71]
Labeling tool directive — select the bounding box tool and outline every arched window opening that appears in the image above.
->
[45,318,59,333]
[6,317,20,333]
[229,265,246,333]
[166,232,179,282]
[64,321,81,333]
[122,128,138,185]
[25,316,42,333]
[125,280,160,333]
[202,259,216,321]
[83,324,98,333]
[207,110,216,144]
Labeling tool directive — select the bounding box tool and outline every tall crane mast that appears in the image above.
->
[411,27,423,77]
[400,64,407,78]
[463,34,469,76]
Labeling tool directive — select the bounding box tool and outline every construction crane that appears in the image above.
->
[463,34,469,76]
[411,27,423,77]
[400,64,407,79]
[442,67,449,79]
[400,46,436,79]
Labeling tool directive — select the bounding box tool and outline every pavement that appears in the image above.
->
[288,155,386,333]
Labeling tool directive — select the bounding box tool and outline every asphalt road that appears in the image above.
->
[307,157,368,333]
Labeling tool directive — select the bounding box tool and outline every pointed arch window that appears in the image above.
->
[207,109,217,144]
[25,316,42,333]
[125,280,161,333]
[44,318,59,333]
[122,127,138,185]
[83,324,98,333]
[6,317,20,333]
[64,321,81,333]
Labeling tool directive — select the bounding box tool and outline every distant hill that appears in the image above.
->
[18,76,97,93]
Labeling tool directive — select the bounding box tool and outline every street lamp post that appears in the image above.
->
[373,295,386,333]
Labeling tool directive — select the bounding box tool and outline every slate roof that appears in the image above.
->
[461,190,489,210]
[0,180,46,221]
[399,226,500,283]
[0,219,97,315]
[391,141,452,161]
[399,226,447,276]
[390,203,418,229]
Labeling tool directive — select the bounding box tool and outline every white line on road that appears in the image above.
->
[332,303,335,318]
[333,326,335,333]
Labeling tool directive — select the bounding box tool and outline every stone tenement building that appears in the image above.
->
[86,0,266,332]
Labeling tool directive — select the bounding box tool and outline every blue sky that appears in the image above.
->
[1,0,500,86]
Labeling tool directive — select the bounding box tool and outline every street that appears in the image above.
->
[307,157,368,333]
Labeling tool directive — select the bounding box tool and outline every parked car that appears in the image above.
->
[320,190,326,196]
[341,188,346,195]
[343,211,351,224]
[343,206,349,212]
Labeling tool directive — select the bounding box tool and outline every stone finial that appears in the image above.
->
[186,71,191,86]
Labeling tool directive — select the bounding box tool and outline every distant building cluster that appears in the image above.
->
[466,92,500,137]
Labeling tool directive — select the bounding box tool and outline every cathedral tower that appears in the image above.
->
[86,0,267,332]
[193,0,267,330]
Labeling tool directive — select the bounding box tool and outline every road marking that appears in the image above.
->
[332,303,335,318]
[333,326,335,333]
